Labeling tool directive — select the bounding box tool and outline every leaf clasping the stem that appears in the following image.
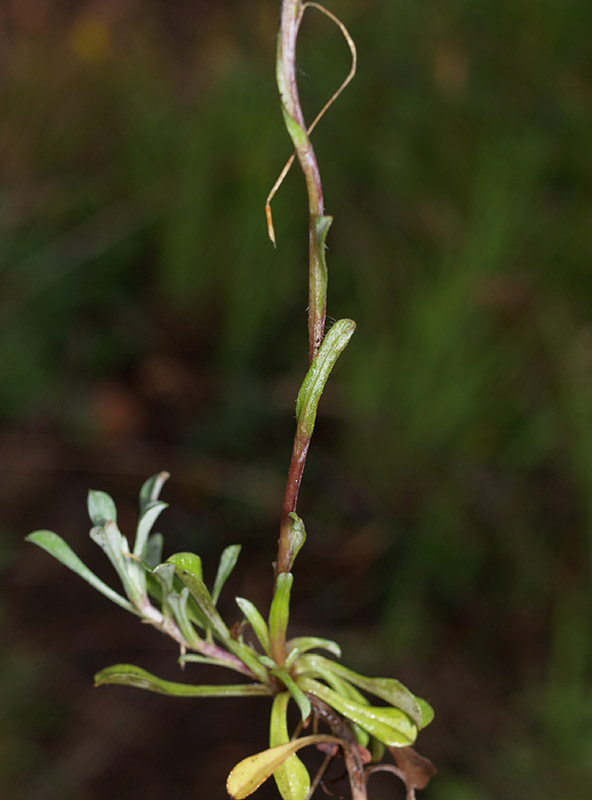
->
[296,317,356,436]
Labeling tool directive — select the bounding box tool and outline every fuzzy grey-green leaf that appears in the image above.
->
[26,531,135,613]
[87,489,117,526]
[212,544,241,605]
[134,501,168,560]
[139,471,170,513]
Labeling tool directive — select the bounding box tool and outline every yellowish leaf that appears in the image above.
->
[227,735,338,799]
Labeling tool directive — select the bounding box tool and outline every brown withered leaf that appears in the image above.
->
[390,746,437,793]
[367,747,437,799]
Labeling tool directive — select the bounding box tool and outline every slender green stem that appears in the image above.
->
[276,318,355,583]
[277,0,328,364]
[275,0,330,593]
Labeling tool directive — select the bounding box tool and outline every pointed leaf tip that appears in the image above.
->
[212,544,241,605]
[139,471,170,512]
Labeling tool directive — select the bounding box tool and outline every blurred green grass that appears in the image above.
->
[2,0,592,798]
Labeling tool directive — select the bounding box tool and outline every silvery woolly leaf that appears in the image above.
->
[139,471,170,513]
[133,501,168,560]
[26,531,134,613]
[87,489,117,527]
[153,562,176,593]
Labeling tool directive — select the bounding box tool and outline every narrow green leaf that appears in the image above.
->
[269,572,293,661]
[227,735,339,799]
[298,677,417,747]
[270,693,311,800]
[301,654,432,729]
[87,489,117,526]
[94,664,273,698]
[286,513,306,571]
[285,637,342,666]
[212,544,241,605]
[295,318,356,437]
[134,501,168,560]
[236,597,271,655]
[271,668,311,722]
[139,471,170,513]
[25,531,135,613]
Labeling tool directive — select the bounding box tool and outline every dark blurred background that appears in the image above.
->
[2,0,592,798]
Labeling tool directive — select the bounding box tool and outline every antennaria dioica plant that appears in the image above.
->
[26,3,436,798]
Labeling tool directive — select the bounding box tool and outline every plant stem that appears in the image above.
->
[277,0,328,364]
[275,1,330,592]
[276,430,311,581]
